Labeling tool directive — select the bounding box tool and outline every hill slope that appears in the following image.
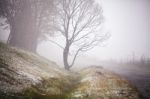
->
[0,42,73,99]
[0,42,141,99]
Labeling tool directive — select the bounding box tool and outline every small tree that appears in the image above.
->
[50,0,109,70]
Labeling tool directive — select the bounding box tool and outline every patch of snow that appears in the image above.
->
[17,71,42,85]
[81,76,97,82]
[73,92,85,98]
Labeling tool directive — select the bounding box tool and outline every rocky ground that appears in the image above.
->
[0,42,141,99]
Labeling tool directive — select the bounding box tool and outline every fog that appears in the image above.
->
[36,0,150,67]
[0,0,150,67]
[0,1,150,98]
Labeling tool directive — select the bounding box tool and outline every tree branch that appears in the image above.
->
[48,39,64,49]
[69,48,81,67]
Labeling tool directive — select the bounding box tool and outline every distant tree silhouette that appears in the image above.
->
[0,0,55,52]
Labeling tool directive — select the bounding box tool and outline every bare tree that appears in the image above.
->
[49,0,109,70]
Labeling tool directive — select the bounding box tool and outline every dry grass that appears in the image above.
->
[0,42,141,99]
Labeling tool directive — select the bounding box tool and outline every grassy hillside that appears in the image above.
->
[68,66,141,99]
[0,42,141,99]
[0,42,74,99]
[101,61,150,99]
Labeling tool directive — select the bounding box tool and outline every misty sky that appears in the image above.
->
[37,0,150,65]
[98,0,150,60]
[0,0,150,66]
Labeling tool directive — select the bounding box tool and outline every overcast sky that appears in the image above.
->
[0,0,150,66]
[37,0,150,66]
[98,0,150,60]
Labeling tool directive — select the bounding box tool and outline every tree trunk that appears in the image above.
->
[63,43,70,70]
[8,20,38,52]
[8,1,38,53]
[9,29,38,52]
